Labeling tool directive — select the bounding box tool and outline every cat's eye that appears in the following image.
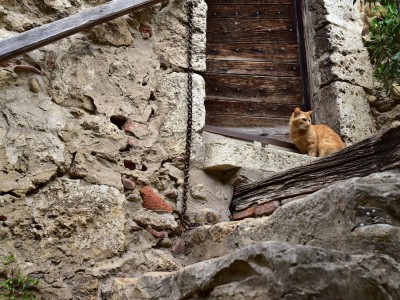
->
[301,118,307,121]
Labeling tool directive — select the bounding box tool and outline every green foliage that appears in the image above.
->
[354,0,398,6]
[0,256,16,267]
[366,3,400,93]
[0,254,39,300]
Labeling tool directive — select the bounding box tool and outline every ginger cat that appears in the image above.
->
[289,107,345,157]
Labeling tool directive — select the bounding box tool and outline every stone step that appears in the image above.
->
[179,170,400,265]
[110,170,400,299]
[202,131,315,172]
[110,240,400,300]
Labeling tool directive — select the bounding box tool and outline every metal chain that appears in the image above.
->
[180,0,194,231]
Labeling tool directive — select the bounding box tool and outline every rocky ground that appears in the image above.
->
[111,170,400,299]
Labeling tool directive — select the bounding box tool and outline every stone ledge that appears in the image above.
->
[203,132,315,172]
[110,241,400,300]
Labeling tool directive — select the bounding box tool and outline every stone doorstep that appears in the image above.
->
[202,132,315,172]
[231,200,280,221]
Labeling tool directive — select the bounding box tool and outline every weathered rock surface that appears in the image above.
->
[203,132,315,172]
[111,241,400,300]
[0,0,209,298]
[0,0,397,299]
[181,170,400,263]
[23,179,125,260]
[305,0,378,143]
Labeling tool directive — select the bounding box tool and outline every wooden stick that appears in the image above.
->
[0,0,163,63]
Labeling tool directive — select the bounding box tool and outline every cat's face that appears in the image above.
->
[290,107,312,130]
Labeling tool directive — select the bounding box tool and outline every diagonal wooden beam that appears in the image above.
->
[0,0,163,63]
[231,125,400,212]
[203,125,298,150]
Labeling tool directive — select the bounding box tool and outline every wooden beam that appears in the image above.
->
[231,125,400,212]
[203,125,297,150]
[0,0,163,63]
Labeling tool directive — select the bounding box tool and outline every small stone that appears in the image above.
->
[190,184,206,200]
[164,189,178,200]
[126,192,142,202]
[171,237,185,256]
[130,221,142,232]
[368,95,377,106]
[391,83,400,99]
[194,208,221,224]
[139,23,153,39]
[123,119,151,139]
[121,176,137,190]
[140,186,174,212]
[69,161,86,179]
[145,226,168,239]
[0,215,7,222]
[133,210,178,231]
[127,136,143,148]
[159,237,173,248]
[376,99,396,112]
[88,18,133,46]
[29,76,41,93]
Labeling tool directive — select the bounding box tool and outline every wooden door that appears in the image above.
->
[205,0,310,141]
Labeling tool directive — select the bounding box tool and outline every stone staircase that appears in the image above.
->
[109,133,400,299]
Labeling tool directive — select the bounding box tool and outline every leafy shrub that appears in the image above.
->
[0,254,39,300]
[356,0,400,93]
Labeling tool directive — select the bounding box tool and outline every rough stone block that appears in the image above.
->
[157,72,205,166]
[123,119,150,139]
[121,176,137,190]
[111,241,400,300]
[171,237,186,256]
[203,132,315,172]
[88,17,133,47]
[316,81,377,143]
[154,0,206,72]
[307,0,362,31]
[183,170,400,263]
[26,179,126,260]
[132,210,178,231]
[314,25,373,89]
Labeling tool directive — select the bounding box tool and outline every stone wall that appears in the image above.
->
[0,0,219,298]
[0,0,396,299]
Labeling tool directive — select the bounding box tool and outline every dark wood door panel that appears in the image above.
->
[206,93,302,103]
[205,74,302,100]
[206,0,294,5]
[206,60,300,77]
[208,4,295,19]
[204,0,309,132]
[207,18,297,43]
[206,43,299,62]
[206,114,289,128]
[205,99,298,118]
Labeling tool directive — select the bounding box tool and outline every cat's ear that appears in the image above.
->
[306,110,313,116]
[293,107,301,117]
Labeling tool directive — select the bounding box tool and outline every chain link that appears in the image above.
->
[180,0,194,231]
